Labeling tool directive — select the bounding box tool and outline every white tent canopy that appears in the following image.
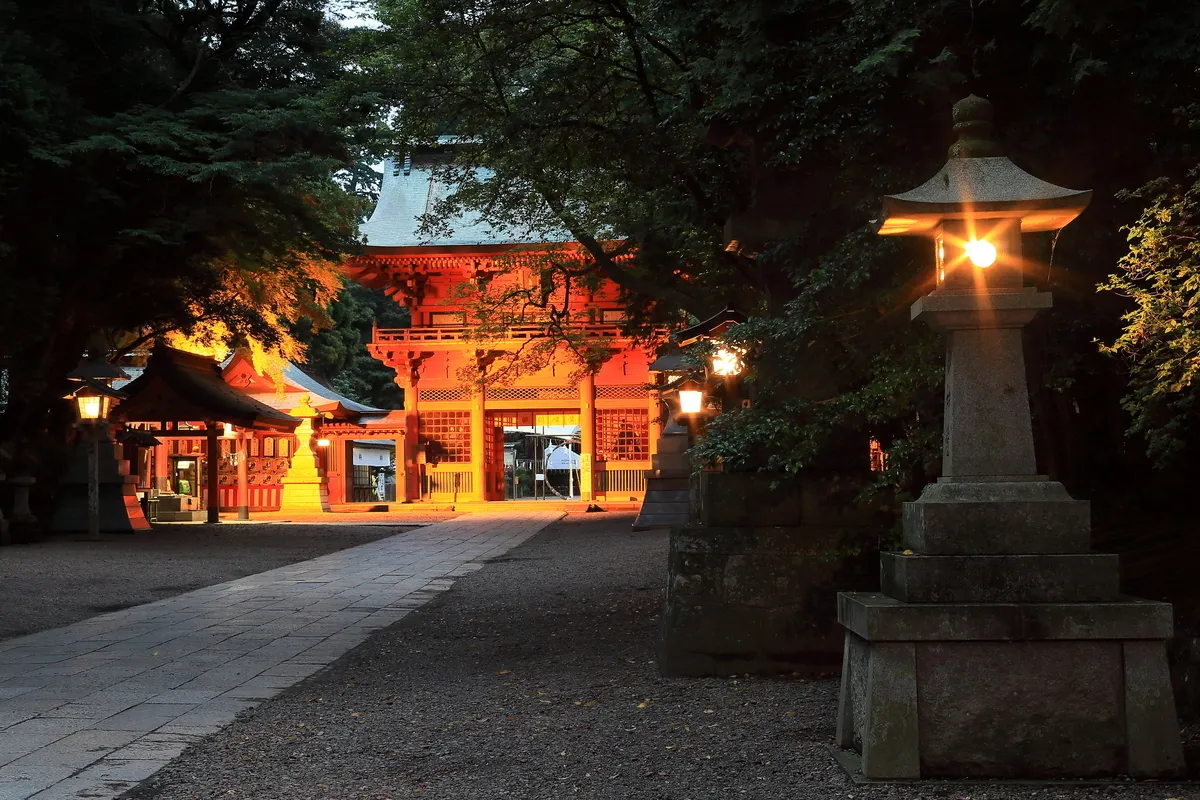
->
[544,443,581,470]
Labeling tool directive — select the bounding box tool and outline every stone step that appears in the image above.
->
[880,552,1121,603]
[642,502,689,515]
[631,511,690,530]
[643,489,689,503]
[643,474,690,489]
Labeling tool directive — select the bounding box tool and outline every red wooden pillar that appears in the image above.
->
[402,380,420,502]
[236,432,249,519]
[324,436,353,506]
[470,389,486,502]
[580,372,596,502]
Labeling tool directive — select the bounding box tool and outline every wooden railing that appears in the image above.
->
[425,470,473,498]
[596,463,649,496]
[374,324,626,344]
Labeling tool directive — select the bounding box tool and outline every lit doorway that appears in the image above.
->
[495,411,580,500]
[350,439,396,503]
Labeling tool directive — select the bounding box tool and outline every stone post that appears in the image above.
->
[0,473,8,545]
[10,475,36,525]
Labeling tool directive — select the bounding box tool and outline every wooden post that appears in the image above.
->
[236,432,249,520]
[580,372,596,502]
[87,425,101,538]
[324,436,348,506]
[471,388,486,501]
[205,423,220,524]
[648,387,664,457]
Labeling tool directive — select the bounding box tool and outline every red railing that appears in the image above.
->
[373,324,627,344]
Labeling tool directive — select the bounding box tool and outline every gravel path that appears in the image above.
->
[0,524,426,640]
[123,513,1192,800]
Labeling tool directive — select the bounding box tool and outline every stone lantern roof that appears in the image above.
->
[877,95,1091,236]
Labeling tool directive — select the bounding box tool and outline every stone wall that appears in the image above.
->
[659,471,882,676]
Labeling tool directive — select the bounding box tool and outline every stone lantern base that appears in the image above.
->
[834,478,1184,779]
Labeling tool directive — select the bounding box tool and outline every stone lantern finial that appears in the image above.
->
[947,94,1004,159]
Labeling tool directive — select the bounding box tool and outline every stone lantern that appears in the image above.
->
[834,96,1183,779]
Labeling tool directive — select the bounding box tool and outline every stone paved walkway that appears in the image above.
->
[0,512,563,800]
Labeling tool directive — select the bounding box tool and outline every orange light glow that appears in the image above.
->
[316,438,331,448]
[964,239,997,268]
[76,396,103,420]
[679,390,704,414]
[711,346,745,377]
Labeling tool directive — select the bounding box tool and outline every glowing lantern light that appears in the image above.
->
[679,390,704,414]
[677,377,705,415]
[75,393,105,421]
[316,438,331,448]
[711,346,745,377]
[964,239,997,268]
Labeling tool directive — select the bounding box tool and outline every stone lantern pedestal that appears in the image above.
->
[279,394,330,514]
[837,290,1181,779]
[834,96,1183,779]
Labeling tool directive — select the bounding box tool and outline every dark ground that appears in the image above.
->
[121,513,1199,800]
[0,523,418,639]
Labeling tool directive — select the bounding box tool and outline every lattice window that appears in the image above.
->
[597,409,649,461]
[485,387,579,401]
[420,388,467,403]
[596,385,648,399]
[418,410,472,463]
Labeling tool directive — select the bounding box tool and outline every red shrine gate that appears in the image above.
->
[337,148,664,504]
[343,246,662,504]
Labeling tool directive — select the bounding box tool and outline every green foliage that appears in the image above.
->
[292,282,409,409]
[0,0,388,460]
[354,0,1200,484]
[1100,172,1200,465]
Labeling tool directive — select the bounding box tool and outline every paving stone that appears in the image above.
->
[97,704,197,732]
[144,689,225,705]
[7,729,141,767]
[0,763,78,799]
[0,513,561,800]
[74,756,169,784]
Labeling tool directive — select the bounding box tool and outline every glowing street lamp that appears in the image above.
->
[677,379,705,415]
[66,350,129,539]
[710,346,746,377]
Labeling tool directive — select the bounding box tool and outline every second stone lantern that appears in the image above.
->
[834,96,1183,779]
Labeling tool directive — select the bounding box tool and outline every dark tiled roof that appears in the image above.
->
[115,346,299,432]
